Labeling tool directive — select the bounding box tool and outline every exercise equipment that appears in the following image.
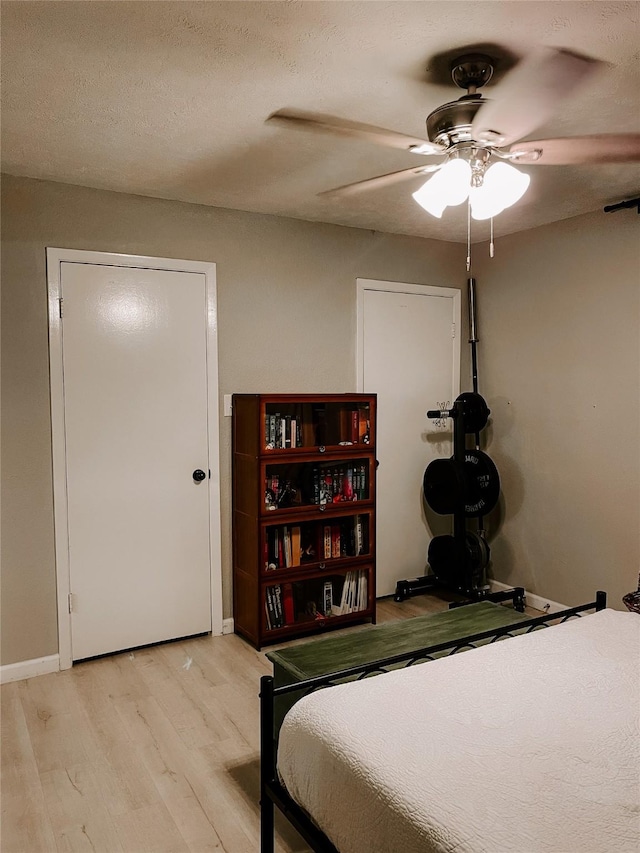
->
[394,277,524,611]
[423,446,500,517]
[452,391,490,434]
[428,531,490,589]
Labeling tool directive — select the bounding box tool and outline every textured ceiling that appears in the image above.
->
[2,1,639,243]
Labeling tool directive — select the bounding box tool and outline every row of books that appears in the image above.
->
[264,517,368,570]
[264,413,303,449]
[264,572,368,630]
[335,571,368,615]
[264,463,369,510]
[320,520,367,561]
[263,405,371,450]
[264,579,331,629]
[313,464,368,504]
[340,406,371,446]
[265,524,304,570]
[264,583,292,629]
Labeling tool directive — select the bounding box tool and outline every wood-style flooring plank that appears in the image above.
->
[1,683,59,853]
[38,763,125,853]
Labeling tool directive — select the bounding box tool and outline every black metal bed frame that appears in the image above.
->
[259,591,607,853]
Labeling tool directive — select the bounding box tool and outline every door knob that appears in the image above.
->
[193,469,207,482]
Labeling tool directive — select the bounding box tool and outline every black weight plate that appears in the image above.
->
[463,450,500,517]
[423,458,466,515]
[456,392,490,434]
[465,530,490,570]
[428,534,465,586]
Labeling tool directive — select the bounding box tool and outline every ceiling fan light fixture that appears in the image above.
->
[469,161,530,220]
[412,158,471,217]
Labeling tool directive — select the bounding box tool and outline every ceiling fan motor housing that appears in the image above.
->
[426,97,485,147]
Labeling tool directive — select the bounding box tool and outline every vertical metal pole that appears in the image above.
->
[452,402,468,591]
[260,675,276,853]
[468,277,485,536]
[468,277,479,396]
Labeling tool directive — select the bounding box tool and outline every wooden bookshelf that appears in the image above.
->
[232,394,377,648]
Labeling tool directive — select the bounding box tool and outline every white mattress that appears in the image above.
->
[277,609,640,853]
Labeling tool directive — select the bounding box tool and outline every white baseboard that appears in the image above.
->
[489,579,569,614]
[0,654,60,685]
[1,623,236,682]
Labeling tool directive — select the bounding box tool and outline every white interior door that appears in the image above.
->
[59,260,214,660]
[358,280,460,597]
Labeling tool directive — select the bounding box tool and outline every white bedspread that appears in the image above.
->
[277,609,640,853]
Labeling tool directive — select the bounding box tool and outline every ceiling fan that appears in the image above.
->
[267,48,640,220]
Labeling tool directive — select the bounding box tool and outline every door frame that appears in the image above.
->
[47,248,223,669]
[356,278,461,393]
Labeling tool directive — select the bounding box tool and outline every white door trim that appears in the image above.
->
[356,278,461,392]
[47,248,223,670]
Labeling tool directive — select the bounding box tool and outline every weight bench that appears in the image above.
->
[266,599,531,740]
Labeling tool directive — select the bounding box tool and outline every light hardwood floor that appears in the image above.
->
[1,593,536,853]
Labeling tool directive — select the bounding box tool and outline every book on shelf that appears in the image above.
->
[348,572,357,613]
[274,584,284,627]
[323,580,333,617]
[282,583,295,625]
[355,515,363,556]
[351,410,359,443]
[331,526,341,559]
[265,413,277,448]
[265,586,275,628]
[323,525,332,560]
[357,572,367,611]
[277,529,284,568]
[291,526,301,566]
[343,466,353,500]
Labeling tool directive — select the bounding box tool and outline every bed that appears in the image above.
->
[259,595,640,853]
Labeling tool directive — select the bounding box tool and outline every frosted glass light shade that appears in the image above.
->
[412,159,472,218]
[470,162,530,220]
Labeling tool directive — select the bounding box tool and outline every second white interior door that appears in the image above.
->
[359,280,460,597]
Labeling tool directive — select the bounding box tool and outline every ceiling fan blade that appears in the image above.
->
[319,164,442,198]
[471,47,603,147]
[508,134,640,165]
[267,108,444,154]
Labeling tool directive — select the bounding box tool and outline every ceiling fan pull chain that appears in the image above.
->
[490,217,495,258]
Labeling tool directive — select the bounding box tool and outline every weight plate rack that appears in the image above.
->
[394,392,512,605]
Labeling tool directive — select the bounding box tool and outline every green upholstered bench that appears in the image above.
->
[266,601,530,738]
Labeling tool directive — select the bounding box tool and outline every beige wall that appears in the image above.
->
[4,175,637,667]
[1,174,464,666]
[475,210,639,610]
